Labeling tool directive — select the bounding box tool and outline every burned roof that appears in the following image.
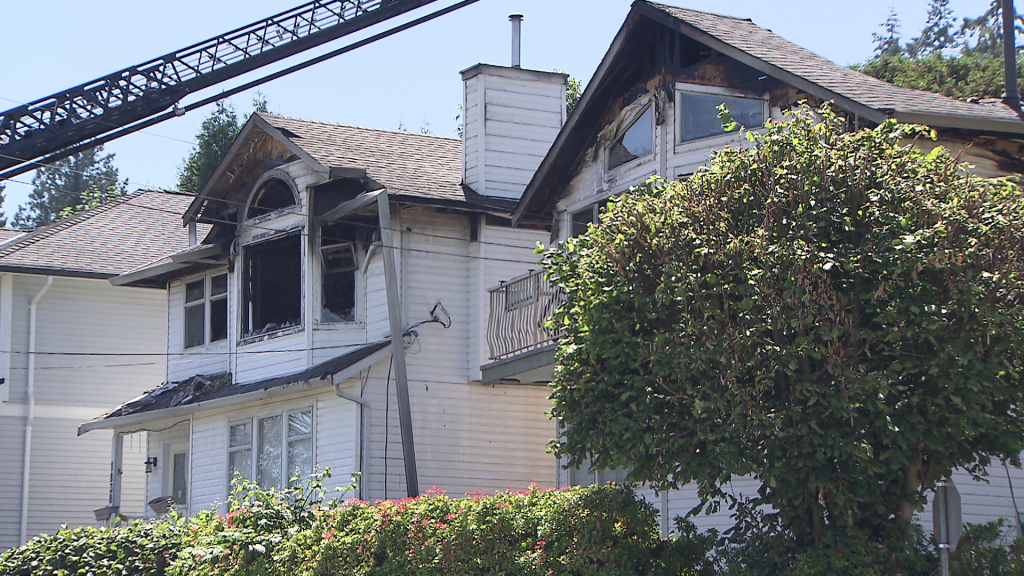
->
[513,0,1024,225]
[79,341,390,434]
[0,189,205,279]
[646,2,1024,129]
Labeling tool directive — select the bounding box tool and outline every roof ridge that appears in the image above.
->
[644,1,751,23]
[260,112,461,142]
[0,191,142,260]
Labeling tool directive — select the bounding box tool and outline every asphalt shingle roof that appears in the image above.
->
[648,2,1024,127]
[0,189,205,278]
[261,113,466,202]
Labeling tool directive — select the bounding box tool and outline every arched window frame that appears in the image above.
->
[244,169,300,223]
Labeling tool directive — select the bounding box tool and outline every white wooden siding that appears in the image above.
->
[462,67,565,200]
[167,278,230,382]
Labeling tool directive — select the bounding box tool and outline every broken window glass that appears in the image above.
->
[247,178,296,220]
[319,220,374,323]
[242,235,301,338]
[607,106,653,170]
[680,92,764,142]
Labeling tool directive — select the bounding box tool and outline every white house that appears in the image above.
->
[80,61,570,515]
[494,1,1024,534]
[0,190,202,550]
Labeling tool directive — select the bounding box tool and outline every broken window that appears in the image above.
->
[607,105,653,170]
[241,234,301,338]
[247,178,296,220]
[319,220,375,323]
[184,272,228,348]
[680,92,765,142]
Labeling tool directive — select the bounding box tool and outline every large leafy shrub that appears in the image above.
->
[0,478,711,576]
[543,104,1024,546]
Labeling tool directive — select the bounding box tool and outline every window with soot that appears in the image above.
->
[247,178,296,220]
[319,221,374,323]
[241,234,301,338]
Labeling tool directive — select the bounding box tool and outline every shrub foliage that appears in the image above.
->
[543,105,1024,545]
[0,477,710,576]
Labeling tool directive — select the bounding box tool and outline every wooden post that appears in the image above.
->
[376,192,419,497]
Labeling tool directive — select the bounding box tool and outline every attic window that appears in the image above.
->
[241,234,301,338]
[607,106,653,170]
[679,91,765,142]
[247,178,296,220]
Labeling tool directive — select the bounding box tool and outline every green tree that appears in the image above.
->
[542,105,1024,547]
[907,0,959,56]
[56,182,128,221]
[872,6,903,57]
[0,183,7,228]
[13,146,122,229]
[176,101,239,194]
[553,69,584,116]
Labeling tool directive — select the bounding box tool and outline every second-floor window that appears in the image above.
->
[607,105,654,171]
[184,273,228,349]
[677,86,766,143]
[241,234,302,338]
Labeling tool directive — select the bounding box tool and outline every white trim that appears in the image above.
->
[674,83,769,150]
[605,102,656,175]
[182,270,229,350]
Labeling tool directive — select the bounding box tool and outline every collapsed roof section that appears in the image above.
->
[513,0,1024,225]
[78,340,391,434]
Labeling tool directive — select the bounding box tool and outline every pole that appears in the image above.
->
[937,481,950,576]
[1003,0,1020,108]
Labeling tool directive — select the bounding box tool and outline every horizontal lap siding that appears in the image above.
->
[167,279,230,382]
[234,332,307,384]
[143,422,191,519]
[188,391,349,513]
[0,417,25,549]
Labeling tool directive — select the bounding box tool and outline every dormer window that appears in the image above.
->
[241,233,302,338]
[677,84,766,143]
[607,105,654,171]
[247,177,296,220]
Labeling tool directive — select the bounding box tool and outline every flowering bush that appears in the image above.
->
[0,476,710,576]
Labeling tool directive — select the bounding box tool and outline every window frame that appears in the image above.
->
[244,170,300,224]
[239,230,304,341]
[225,407,315,496]
[674,82,768,152]
[605,102,656,173]
[183,271,229,349]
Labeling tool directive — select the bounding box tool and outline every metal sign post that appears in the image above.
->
[934,479,962,576]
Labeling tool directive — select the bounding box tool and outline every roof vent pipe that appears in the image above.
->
[510,14,523,68]
[1003,0,1020,109]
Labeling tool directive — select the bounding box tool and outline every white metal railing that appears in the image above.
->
[486,270,565,361]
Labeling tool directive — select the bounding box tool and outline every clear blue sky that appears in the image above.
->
[0,0,994,220]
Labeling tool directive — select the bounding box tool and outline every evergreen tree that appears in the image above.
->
[176,101,240,194]
[908,0,959,56]
[13,146,122,229]
[0,183,7,228]
[176,94,269,194]
[872,6,904,57]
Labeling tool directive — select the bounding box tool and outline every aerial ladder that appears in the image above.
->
[0,0,477,181]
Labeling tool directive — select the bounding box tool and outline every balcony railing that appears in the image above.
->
[487,270,565,361]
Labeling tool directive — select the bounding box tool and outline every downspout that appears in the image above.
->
[20,275,52,545]
[332,375,367,499]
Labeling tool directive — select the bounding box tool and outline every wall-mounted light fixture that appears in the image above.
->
[144,456,158,473]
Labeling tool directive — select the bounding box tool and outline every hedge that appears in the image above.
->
[0,477,713,576]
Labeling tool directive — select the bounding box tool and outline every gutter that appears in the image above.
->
[20,275,52,545]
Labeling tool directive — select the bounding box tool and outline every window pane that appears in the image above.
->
[210,298,228,342]
[184,304,205,348]
[288,409,313,438]
[247,179,296,219]
[229,422,251,448]
[288,438,313,485]
[228,449,252,488]
[211,274,228,296]
[185,280,204,304]
[571,208,594,238]
[608,106,653,169]
[257,416,283,489]
[172,452,188,504]
[681,93,764,142]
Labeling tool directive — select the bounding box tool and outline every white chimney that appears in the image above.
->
[461,60,567,200]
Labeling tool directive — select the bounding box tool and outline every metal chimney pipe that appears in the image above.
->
[1003,0,1020,108]
[510,14,523,69]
